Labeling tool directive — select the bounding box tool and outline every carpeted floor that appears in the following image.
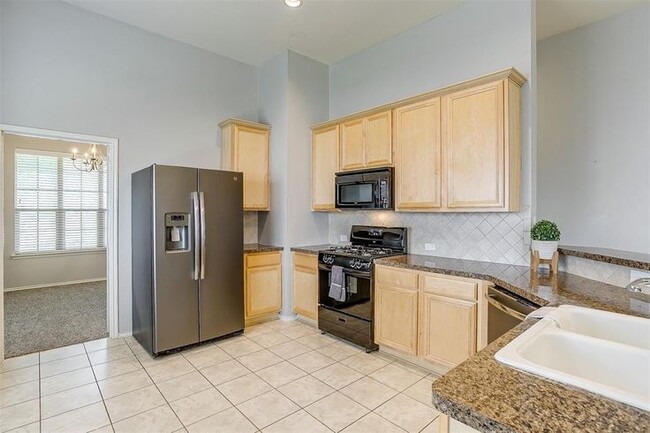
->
[4,281,108,358]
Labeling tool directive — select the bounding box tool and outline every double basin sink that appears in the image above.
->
[495,305,650,411]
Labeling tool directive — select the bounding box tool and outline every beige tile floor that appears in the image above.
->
[0,319,443,433]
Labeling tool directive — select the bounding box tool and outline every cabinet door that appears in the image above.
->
[393,98,442,210]
[365,111,392,167]
[245,260,282,319]
[443,80,504,209]
[419,292,477,367]
[340,119,365,171]
[312,125,339,211]
[292,257,318,320]
[375,284,419,355]
[234,125,270,210]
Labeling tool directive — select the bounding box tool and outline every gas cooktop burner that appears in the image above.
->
[322,245,399,258]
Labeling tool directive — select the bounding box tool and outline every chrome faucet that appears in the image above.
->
[626,278,650,293]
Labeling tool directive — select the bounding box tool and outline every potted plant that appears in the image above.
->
[531,220,561,259]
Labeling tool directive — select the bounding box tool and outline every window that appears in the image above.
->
[14,148,107,255]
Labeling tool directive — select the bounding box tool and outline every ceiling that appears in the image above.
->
[65,0,648,66]
[64,0,464,66]
[536,0,647,40]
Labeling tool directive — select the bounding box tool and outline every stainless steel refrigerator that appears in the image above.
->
[132,164,244,356]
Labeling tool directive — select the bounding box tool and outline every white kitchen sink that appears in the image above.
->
[495,305,650,411]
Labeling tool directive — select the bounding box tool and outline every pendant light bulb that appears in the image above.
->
[285,0,302,8]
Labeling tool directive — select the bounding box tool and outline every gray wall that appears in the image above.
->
[3,134,107,289]
[258,50,330,316]
[1,0,259,332]
[327,0,535,265]
[537,4,650,254]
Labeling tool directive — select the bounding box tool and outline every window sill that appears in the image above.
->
[11,249,107,260]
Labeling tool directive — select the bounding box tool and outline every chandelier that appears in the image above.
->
[71,144,105,173]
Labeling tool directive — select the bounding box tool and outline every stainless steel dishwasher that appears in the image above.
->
[486,286,541,344]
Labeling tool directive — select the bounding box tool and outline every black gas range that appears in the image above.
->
[317,225,408,352]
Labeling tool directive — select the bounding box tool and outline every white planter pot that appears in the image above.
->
[531,240,558,260]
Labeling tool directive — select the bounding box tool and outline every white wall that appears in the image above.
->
[537,4,650,254]
[1,0,259,332]
[327,0,535,265]
[3,134,107,289]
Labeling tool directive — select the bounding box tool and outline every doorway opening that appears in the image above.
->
[0,125,118,359]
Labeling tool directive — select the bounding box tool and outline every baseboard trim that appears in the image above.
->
[4,278,107,292]
[117,332,132,339]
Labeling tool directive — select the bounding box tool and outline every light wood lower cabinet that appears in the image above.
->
[244,251,282,324]
[291,252,318,320]
[374,265,486,372]
[375,284,419,356]
[419,293,477,367]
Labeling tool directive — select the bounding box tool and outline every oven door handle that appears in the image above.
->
[318,264,371,279]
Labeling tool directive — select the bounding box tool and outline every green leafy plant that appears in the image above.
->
[531,220,561,241]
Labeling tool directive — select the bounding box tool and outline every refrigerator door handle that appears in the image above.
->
[199,191,206,280]
[192,191,200,280]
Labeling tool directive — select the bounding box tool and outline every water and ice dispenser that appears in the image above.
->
[165,213,190,252]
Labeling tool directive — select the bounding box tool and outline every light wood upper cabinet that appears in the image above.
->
[339,110,393,172]
[393,98,442,211]
[443,81,505,209]
[292,252,318,320]
[340,119,366,171]
[244,252,282,322]
[365,111,392,167]
[220,119,270,211]
[312,125,340,211]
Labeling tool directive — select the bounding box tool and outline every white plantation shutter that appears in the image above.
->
[14,149,107,254]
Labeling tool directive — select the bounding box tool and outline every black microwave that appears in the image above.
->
[335,167,393,210]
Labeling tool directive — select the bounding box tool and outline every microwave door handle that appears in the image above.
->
[191,192,200,280]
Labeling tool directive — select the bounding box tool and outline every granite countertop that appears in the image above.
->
[374,254,650,432]
[290,244,333,255]
[374,254,650,317]
[559,245,650,271]
[243,244,284,253]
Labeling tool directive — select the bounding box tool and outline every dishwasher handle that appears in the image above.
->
[485,293,527,321]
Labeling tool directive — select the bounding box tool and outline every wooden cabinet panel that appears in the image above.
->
[220,119,270,211]
[375,284,419,355]
[376,265,418,289]
[292,253,318,320]
[244,252,282,321]
[365,111,392,167]
[340,119,365,171]
[312,125,339,211]
[419,292,477,367]
[421,274,477,302]
[394,98,442,210]
[443,81,504,209]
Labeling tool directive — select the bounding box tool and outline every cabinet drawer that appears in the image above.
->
[246,252,281,268]
[375,266,418,290]
[421,274,477,301]
[293,252,317,270]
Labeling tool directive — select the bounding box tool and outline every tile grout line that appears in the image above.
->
[84,339,122,430]
[38,352,42,433]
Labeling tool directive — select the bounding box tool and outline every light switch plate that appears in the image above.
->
[425,243,436,251]
[339,235,348,242]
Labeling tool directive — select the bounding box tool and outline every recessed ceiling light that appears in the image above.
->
[285,0,302,8]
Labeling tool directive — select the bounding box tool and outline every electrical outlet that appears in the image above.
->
[339,235,348,243]
[425,243,436,251]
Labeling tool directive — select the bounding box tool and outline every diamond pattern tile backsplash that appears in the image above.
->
[328,207,532,266]
[244,212,258,244]
[559,255,635,288]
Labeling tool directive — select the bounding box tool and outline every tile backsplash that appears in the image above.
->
[559,255,636,288]
[244,212,258,244]
[328,208,532,266]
